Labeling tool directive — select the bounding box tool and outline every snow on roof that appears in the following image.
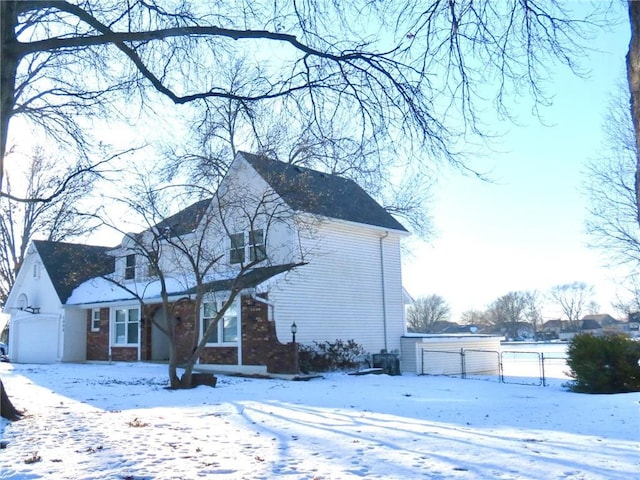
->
[66,276,191,305]
[66,264,301,306]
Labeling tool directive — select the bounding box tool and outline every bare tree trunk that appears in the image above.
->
[627,0,640,224]
[0,2,20,190]
[0,377,22,421]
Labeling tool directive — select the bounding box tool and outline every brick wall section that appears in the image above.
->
[140,305,155,361]
[199,346,238,365]
[82,294,298,373]
[86,308,110,361]
[172,301,197,363]
[110,346,138,362]
[240,295,299,374]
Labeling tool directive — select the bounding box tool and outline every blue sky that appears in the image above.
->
[402,8,633,320]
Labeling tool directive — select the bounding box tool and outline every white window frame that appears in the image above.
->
[91,308,101,332]
[124,254,136,280]
[249,228,266,262]
[229,233,245,264]
[201,298,239,346]
[112,307,140,345]
[33,262,40,279]
[229,228,267,265]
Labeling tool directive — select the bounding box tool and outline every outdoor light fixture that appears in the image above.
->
[291,321,297,343]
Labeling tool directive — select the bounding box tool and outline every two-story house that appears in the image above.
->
[4,152,409,373]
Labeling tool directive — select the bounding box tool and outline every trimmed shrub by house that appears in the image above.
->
[298,339,366,373]
[566,333,640,394]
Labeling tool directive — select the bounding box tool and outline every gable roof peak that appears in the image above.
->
[32,240,115,303]
[237,151,408,232]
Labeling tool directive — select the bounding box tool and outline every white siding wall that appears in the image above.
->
[4,247,62,317]
[4,247,93,363]
[62,307,88,362]
[267,220,405,356]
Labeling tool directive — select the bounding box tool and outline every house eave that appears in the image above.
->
[65,293,193,309]
[297,212,410,236]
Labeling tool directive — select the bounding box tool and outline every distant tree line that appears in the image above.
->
[407,281,611,338]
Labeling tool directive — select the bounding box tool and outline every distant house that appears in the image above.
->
[541,319,567,335]
[581,314,617,328]
[4,152,409,373]
[440,324,480,334]
[579,318,603,334]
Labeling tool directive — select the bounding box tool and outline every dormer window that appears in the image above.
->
[124,254,136,280]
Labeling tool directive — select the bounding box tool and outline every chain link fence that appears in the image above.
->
[419,346,569,386]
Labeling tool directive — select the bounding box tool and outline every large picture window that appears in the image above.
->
[202,299,238,344]
[114,308,139,345]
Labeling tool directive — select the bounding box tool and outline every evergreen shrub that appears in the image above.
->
[298,339,366,373]
[566,333,640,393]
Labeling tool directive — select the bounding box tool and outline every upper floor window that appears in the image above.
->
[124,254,136,280]
[113,308,139,345]
[202,299,238,344]
[147,252,160,278]
[249,229,266,262]
[229,233,245,264]
[33,262,40,279]
[91,308,101,332]
[230,229,266,264]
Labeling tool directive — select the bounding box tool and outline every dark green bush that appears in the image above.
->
[298,339,366,373]
[566,333,640,393]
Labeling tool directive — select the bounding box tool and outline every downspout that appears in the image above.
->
[251,293,275,321]
[137,311,142,362]
[379,232,389,352]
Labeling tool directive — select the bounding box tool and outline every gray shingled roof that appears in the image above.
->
[152,198,212,237]
[240,152,408,232]
[33,240,115,303]
[182,263,302,295]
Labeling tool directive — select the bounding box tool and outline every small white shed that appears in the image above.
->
[401,334,503,375]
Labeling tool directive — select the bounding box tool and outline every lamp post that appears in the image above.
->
[291,321,297,343]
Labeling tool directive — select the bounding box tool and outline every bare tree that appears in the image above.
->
[549,282,597,332]
[460,309,489,327]
[1,1,604,201]
[94,167,304,388]
[167,62,436,238]
[406,294,451,333]
[487,291,532,339]
[0,378,22,421]
[585,81,640,269]
[522,290,544,339]
[0,147,99,302]
[625,1,640,224]
[611,274,640,318]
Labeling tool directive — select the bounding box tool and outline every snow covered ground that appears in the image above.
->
[0,351,638,479]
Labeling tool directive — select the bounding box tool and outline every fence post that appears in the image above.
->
[461,348,466,379]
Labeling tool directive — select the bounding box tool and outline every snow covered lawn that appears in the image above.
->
[0,361,638,479]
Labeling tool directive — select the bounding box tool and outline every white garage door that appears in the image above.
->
[12,315,60,363]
